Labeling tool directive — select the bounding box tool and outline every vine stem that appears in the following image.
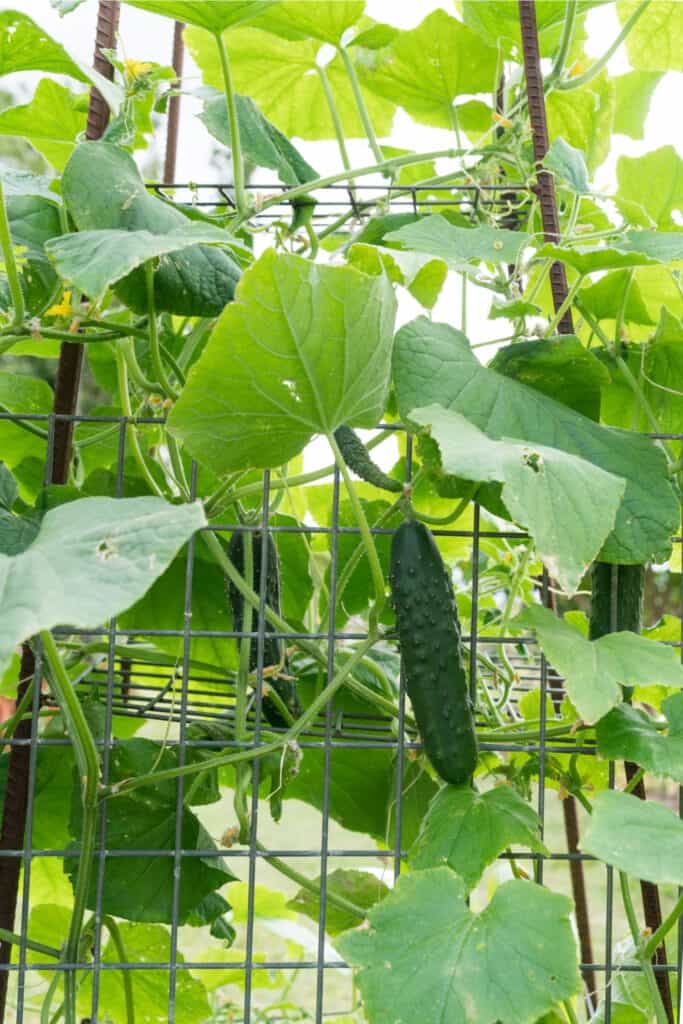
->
[642,892,683,961]
[40,630,100,1024]
[101,916,135,1024]
[547,0,577,84]
[103,632,379,797]
[562,998,580,1024]
[235,530,253,841]
[114,345,165,498]
[317,63,355,187]
[339,45,384,166]
[0,176,25,327]
[327,431,386,630]
[618,871,669,1024]
[255,841,365,920]
[543,274,583,337]
[555,1,651,92]
[145,262,176,399]
[214,29,248,218]
[0,927,60,960]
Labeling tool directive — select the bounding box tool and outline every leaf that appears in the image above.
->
[78,923,211,1024]
[361,10,498,130]
[411,404,624,595]
[579,270,655,325]
[0,9,87,79]
[616,145,683,228]
[461,0,603,56]
[583,789,683,884]
[199,93,317,186]
[393,317,679,565]
[187,25,395,142]
[251,1,365,45]
[535,243,654,275]
[168,249,396,475]
[124,0,274,32]
[489,336,610,421]
[615,230,683,263]
[546,73,615,174]
[613,71,663,139]
[337,869,579,1024]
[288,868,389,936]
[0,167,57,201]
[410,783,547,890]
[0,372,51,472]
[62,142,241,316]
[543,137,590,194]
[46,224,241,305]
[0,194,61,318]
[0,79,86,171]
[618,0,683,72]
[516,605,683,724]
[386,214,531,269]
[0,496,205,678]
[348,242,447,309]
[596,693,683,784]
[591,936,656,1024]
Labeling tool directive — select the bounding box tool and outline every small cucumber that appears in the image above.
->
[589,561,644,639]
[390,519,477,785]
[227,531,301,728]
[334,425,402,493]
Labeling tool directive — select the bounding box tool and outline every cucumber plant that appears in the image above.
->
[0,2,682,1023]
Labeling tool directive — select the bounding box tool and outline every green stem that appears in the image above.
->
[548,0,577,84]
[121,337,162,395]
[114,345,165,498]
[0,676,36,739]
[41,631,100,1024]
[0,176,25,326]
[101,916,135,1024]
[618,871,669,1024]
[624,765,645,794]
[328,431,386,630]
[214,30,248,218]
[0,926,60,959]
[562,998,580,1024]
[235,530,253,841]
[105,633,379,797]
[256,841,365,920]
[145,262,176,399]
[0,403,48,439]
[339,46,384,166]
[544,274,583,337]
[556,1,650,92]
[642,891,683,961]
[166,434,191,498]
[414,488,475,527]
[317,64,354,183]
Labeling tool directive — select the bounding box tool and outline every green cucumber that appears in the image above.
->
[390,518,477,785]
[334,425,402,494]
[227,531,301,728]
[589,562,644,639]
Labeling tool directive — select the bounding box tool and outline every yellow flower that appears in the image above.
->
[46,290,73,317]
[493,112,511,129]
[124,58,153,81]
[569,60,585,77]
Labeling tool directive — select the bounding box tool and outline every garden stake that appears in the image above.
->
[163,21,185,186]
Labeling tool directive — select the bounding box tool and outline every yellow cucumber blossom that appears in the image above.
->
[124,58,153,82]
[46,290,73,317]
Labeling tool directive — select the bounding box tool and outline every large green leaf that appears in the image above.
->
[0,194,61,316]
[186,25,395,141]
[393,318,679,565]
[613,71,663,138]
[62,142,241,316]
[199,93,317,185]
[252,1,365,45]
[124,0,274,32]
[0,496,205,678]
[546,73,615,174]
[386,214,531,269]
[489,336,610,421]
[618,0,683,72]
[543,137,590,194]
[596,693,683,784]
[168,249,396,475]
[46,224,242,305]
[579,270,655,325]
[0,79,86,171]
[0,9,87,79]
[410,783,547,891]
[410,404,625,595]
[517,605,683,724]
[337,869,579,1024]
[616,145,683,228]
[583,790,683,884]
[361,10,498,130]
[348,242,447,310]
[288,868,389,936]
[615,230,683,263]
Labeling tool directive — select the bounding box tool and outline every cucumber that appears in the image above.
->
[589,562,644,639]
[227,531,301,728]
[334,425,402,493]
[390,518,477,785]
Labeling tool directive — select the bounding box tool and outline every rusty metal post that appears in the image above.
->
[163,21,185,185]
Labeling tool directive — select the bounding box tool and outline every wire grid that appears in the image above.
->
[0,178,681,1021]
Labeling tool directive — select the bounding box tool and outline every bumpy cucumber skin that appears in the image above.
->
[334,425,402,493]
[390,519,478,785]
[589,562,644,639]
[227,531,301,728]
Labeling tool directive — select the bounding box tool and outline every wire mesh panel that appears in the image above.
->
[1,397,681,1023]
